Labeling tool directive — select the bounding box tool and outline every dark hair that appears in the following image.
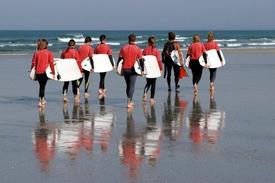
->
[39,39,48,49]
[100,35,107,42]
[128,34,136,43]
[68,39,76,47]
[168,32,176,41]
[84,36,92,43]
[193,34,200,43]
[148,36,156,47]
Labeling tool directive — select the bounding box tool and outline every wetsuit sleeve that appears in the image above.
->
[31,53,37,69]
[89,56,94,69]
[139,58,145,71]
[203,52,208,64]
[156,49,163,71]
[117,48,123,67]
[162,43,167,62]
[89,46,94,57]
[217,50,223,62]
[186,46,191,59]
[108,55,114,66]
[48,52,55,75]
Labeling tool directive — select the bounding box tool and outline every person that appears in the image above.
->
[204,32,223,95]
[78,36,94,98]
[61,39,81,103]
[94,34,115,98]
[142,36,162,105]
[31,39,55,107]
[117,34,144,108]
[162,32,183,92]
[186,34,207,96]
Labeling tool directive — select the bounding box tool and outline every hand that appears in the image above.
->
[141,71,144,76]
[113,67,116,71]
[52,75,55,80]
[204,64,209,68]
[90,69,94,72]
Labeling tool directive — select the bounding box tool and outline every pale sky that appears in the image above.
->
[1,0,275,30]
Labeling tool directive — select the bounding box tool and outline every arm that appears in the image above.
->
[139,58,145,72]
[107,46,114,66]
[156,50,163,71]
[48,52,55,75]
[31,53,37,70]
[203,52,208,64]
[217,51,223,62]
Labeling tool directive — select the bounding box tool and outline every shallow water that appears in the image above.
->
[0,51,275,183]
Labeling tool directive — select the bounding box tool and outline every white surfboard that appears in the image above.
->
[81,54,114,73]
[116,60,143,76]
[199,49,226,68]
[185,56,190,68]
[46,58,82,82]
[171,50,184,66]
[143,55,161,78]
[29,68,36,80]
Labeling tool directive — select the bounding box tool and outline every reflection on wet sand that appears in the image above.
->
[32,99,115,170]
[187,97,226,144]
[32,107,56,172]
[162,93,188,141]
[119,105,163,179]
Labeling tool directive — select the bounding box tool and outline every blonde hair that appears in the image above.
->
[193,34,200,43]
[207,32,215,41]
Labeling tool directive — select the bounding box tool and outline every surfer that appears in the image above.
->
[61,39,81,102]
[142,36,162,105]
[31,39,55,107]
[204,32,223,95]
[78,36,94,98]
[117,34,144,108]
[186,34,207,96]
[162,32,183,92]
[94,34,115,99]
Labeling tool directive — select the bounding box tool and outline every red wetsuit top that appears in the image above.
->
[95,43,112,55]
[31,49,55,75]
[187,42,206,60]
[78,44,94,62]
[142,46,163,71]
[119,44,143,69]
[204,41,220,51]
[61,48,82,72]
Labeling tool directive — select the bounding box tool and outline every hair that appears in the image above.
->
[207,32,215,41]
[148,36,156,47]
[128,34,136,43]
[84,36,92,43]
[193,34,201,43]
[68,39,76,47]
[39,39,48,50]
[168,32,176,41]
[99,34,107,42]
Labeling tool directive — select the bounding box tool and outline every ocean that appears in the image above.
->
[0,30,275,55]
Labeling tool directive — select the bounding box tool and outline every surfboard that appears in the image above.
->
[46,58,82,82]
[199,49,226,68]
[185,56,190,68]
[171,50,184,66]
[143,55,161,78]
[81,54,114,73]
[116,60,143,76]
[29,68,36,80]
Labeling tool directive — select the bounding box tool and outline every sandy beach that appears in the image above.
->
[0,49,275,183]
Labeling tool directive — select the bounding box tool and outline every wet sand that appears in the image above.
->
[0,50,275,183]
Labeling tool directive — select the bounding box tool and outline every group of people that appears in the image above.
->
[31,31,223,108]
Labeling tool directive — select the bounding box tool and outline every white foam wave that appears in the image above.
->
[176,36,189,40]
[249,38,270,41]
[226,43,243,47]
[215,39,237,42]
[136,40,147,44]
[247,42,275,46]
[0,43,53,47]
[58,37,99,43]
[136,35,143,39]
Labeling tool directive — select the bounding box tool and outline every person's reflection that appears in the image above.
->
[119,111,144,180]
[59,102,93,160]
[189,96,205,144]
[205,98,225,144]
[162,93,187,141]
[33,107,56,172]
[93,97,115,153]
[143,104,162,167]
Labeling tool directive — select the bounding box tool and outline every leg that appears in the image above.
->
[72,80,79,101]
[166,64,172,91]
[128,74,137,101]
[173,65,180,91]
[37,73,48,106]
[143,78,151,101]
[84,70,90,93]
[63,82,69,95]
[99,72,106,90]
[150,78,157,104]
[209,68,217,84]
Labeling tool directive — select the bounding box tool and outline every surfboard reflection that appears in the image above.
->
[187,97,225,144]
[162,93,188,141]
[32,99,115,171]
[119,106,163,180]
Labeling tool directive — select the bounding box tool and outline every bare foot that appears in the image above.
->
[150,99,155,105]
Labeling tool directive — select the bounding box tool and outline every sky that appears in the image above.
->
[0,0,275,30]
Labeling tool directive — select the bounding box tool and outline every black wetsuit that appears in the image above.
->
[36,72,48,99]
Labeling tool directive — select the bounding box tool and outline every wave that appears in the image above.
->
[136,40,147,44]
[226,43,243,47]
[215,39,237,42]
[247,42,275,46]
[58,36,99,43]
[0,43,53,47]
[136,35,143,39]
